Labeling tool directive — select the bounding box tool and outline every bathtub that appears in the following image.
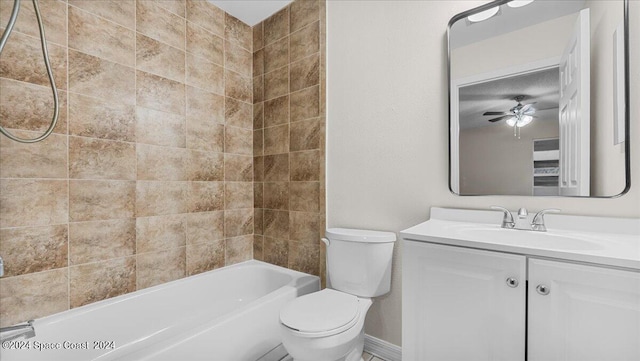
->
[0,260,319,361]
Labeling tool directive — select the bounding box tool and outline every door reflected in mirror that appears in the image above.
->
[449,0,630,197]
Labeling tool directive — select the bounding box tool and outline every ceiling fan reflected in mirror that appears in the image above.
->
[483,95,537,128]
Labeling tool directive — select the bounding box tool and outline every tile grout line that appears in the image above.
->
[65,0,71,313]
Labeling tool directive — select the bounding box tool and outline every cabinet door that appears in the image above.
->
[403,241,526,361]
[528,258,640,361]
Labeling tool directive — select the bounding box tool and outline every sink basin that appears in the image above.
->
[456,227,606,251]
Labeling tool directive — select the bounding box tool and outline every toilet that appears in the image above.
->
[279,228,396,361]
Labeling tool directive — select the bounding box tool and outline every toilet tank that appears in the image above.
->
[324,228,396,298]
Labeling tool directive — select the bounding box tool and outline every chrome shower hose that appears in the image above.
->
[0,0,59,143]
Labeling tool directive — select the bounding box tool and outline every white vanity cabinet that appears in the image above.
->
[403,240,640,361]
[528,258,640,361]
[403,241,526,361]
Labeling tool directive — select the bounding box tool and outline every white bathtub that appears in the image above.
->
[1,260,319,361]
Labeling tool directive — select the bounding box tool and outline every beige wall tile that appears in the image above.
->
[290,181,319,212]
[264,237,288,268]
[0,179,68,228]
[69,136,136,180]
[225,41,252,77]
[290,150,320,181]
[186,86,225,123]
[69,180,135,221]
[264,154,289,182]
[137,143,188,181]
[224,154,253,181]
[288,238,320,275]
[264,36,289,73]
[253,129,264,157]
[135,107,186,147]
[136,70,186,115]
[264,6,289,46]
[264,124,289,155]
[69,93,135,142]
[69,219,136,265]
[290,21,319,62]
[145,0,185,18]
[225,235,252,264]
[289,211,319,242]
[0,225,68,277]
[254,182,264,208]
[187,150,224,181]
[290,0,319,33]
[136,33,185,82]
[69,256,136,308]
[68,6,135,66]
[225,70,252,103]
[254,208,264,235]
[264,182,289,210]
[136,0,185,50]
[264,95,289,127]
[253,48,264,77]
[290,85,319,121]
[290,118,320,151]
[1,0,68,46]
[0,79,68,134]
[225,98,253,129]
[187,239,225,275]
[253,75,265,104]
[253,102,264,129]
[186,211,224,244]
[0,269,68,327]
[254,156,265,182]
[253,234,264,261]
[225,13,252,50]
[290,54,319,92]
[263,209,289,239]
[0,131,67,178]
[188,181,224,212]
[186,53,223,94]
[265,66,289,100]
[253,23,264,50]
[68,0,135,29]
[225,182,253,209]
[186,117,224,152]
[0,31,67,90]
[225,126,253,155]
[186,0,224,37]
[136,247,185,289]
[224,208,254,237]
[136,214,186,253]
[69,50,135,105]
[186,22,223,65]
[135,181,188,217]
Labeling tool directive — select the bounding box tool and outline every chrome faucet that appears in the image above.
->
[491,206,560,232]
[0,320,36,342]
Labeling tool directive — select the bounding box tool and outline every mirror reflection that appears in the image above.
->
[449,0,629,197]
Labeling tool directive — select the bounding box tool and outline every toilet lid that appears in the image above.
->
[280,289,360,334]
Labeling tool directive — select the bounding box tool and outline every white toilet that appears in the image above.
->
[279,228,396,361]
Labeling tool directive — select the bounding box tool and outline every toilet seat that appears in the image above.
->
[280,289,361,338]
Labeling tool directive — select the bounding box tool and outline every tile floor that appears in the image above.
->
[362,351,387,361]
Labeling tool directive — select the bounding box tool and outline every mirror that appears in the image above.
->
[448,0,630,197]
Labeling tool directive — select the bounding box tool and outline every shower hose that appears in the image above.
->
[0,0,59,143]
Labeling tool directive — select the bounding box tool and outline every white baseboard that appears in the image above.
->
[364,334,402,361]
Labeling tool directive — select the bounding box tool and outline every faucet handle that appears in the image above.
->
[490,206,515,229]
[517,208,528,219]
[531,208,561,231]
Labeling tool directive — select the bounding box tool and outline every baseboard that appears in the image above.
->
[364,334,402,361]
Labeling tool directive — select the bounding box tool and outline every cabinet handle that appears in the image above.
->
[536,284,550,295]
[506,277,519,288]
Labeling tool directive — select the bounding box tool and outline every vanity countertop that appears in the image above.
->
[401,207,640,270]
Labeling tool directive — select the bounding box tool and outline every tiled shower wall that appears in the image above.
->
[252,0,326,279]
[0,0,255,327]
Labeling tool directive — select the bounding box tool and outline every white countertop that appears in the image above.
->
[401,207,640,270]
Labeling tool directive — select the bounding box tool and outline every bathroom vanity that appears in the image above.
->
[401,207,640,361]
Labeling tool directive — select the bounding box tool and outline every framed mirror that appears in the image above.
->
[448,0,630,197]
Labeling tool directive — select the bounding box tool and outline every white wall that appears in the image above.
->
[327,0,639,347]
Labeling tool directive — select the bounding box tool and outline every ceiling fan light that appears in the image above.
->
[517,115,533,127]
[467,6,499,23]
[506,117,517,127]
[507,0,534,8]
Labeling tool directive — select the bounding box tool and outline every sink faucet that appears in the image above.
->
[0,320,36,342]
[491,206,560,232]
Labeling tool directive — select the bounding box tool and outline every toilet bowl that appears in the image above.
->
[279,228,396,361]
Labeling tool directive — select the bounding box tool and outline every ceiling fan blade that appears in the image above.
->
[521,104,534,113]
[483,111,511,116]
[534,107,559,111]
[488,115,513,123]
